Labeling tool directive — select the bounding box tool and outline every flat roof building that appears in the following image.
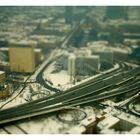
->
[76,55,100,75]
[9,41,36,73]
[0,47,42,67]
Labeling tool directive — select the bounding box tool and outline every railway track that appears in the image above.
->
[0,62,140,125]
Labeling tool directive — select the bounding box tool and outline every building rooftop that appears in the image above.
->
[0,71,5,75]
[9,40,37,47]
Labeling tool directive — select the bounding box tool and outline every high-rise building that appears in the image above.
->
[34,48,42,67]
[9,41,36,73]
[68,53,100,77]
[98,49,113,65]
[68,54,76,80]
[76,55,100,75]
[84,55,100,72]
[105,6,128,20]
[0,47,42,67]
[65,7,73,24]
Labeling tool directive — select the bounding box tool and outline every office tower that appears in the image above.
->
[9,41,36,73]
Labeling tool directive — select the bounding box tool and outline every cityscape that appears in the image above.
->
[0,6,140,134]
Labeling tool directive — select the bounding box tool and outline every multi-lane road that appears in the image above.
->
[0,61,140,125]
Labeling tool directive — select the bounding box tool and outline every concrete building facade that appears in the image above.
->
[76,55,100,75]
[9,42,36,73]
[68,54,76,80]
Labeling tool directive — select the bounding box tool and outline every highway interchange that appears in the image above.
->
[0,12,140,126]
[0,60,140,125]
